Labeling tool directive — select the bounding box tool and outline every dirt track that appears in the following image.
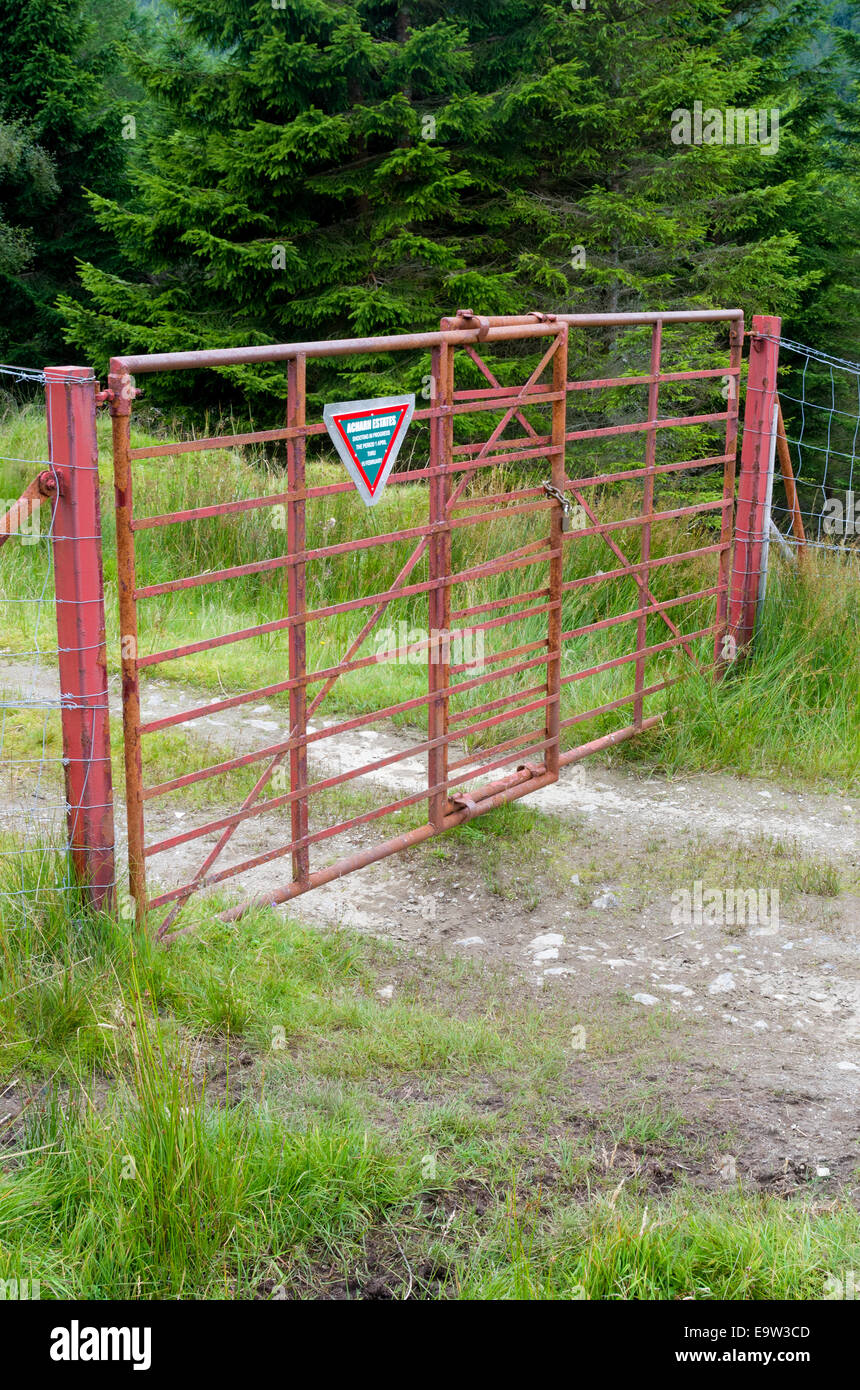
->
[3,658,859,1190]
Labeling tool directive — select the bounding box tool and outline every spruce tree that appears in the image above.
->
[58,0,853,413]
[0,0,140,362]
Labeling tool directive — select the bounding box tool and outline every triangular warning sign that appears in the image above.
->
[323,394,415,506]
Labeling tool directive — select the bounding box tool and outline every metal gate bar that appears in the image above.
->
[106,309,743,938]
[286,353,309,886]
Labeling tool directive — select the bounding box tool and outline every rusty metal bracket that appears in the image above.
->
[517,761,546,778]
[0,469,58,549]
[107,370,142,417]
[454,309,490,340]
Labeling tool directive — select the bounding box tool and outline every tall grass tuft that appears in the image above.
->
[630,550,860,785]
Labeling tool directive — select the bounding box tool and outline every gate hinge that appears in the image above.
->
[106,371,142,416]
[517,761,545,778]
[455,309,490,341]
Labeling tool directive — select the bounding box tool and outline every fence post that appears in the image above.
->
[44,366,115,908]
[727,314,781,653]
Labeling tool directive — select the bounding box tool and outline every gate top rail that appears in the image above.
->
[110,309,743,376]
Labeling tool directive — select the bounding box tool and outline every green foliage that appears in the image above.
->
[626,549,860,784]
[48,0,857,416]
[0,0,147,362]
[2,883,858,1299]
[0,123,58,276]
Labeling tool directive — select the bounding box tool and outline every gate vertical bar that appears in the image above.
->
[109,363,145,923]
[44,365,115,908]
[546,323,568,778]
[634,321,662,727]
[428,342,451,827]
[287,353,310,882]
[728,314,781,652]
[715,314,744,665]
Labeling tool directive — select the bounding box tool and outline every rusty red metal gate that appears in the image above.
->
[109,309,742,940]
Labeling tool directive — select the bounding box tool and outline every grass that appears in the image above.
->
[424,799,578,909]
[2,393,860,1300]
[629,549,860,784]
[451,1189,860,1300]
[7,1072,856,1299]
[1,1052,414,1299]
[614,827,848,917]
[1,856,859,1300]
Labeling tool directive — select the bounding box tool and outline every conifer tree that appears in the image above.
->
[0,0,143,361]
[58,0,853,410]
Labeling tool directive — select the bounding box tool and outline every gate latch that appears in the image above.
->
[542,479,572,532]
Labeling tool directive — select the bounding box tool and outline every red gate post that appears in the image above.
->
[44,365,115,908]
[727,315,781,654]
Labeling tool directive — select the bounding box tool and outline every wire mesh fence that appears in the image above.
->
[771,336,860,567]
[0,365,113,921]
